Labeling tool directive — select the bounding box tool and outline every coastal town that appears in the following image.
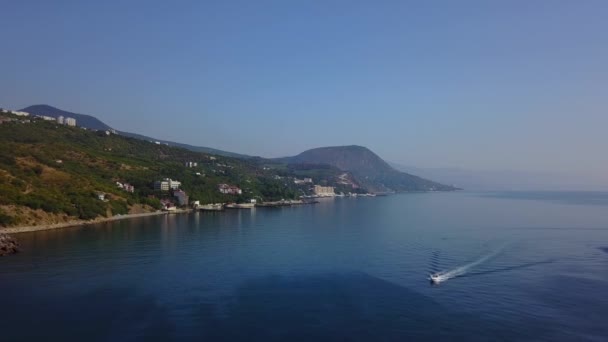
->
[0,107,381,232]
[0,103,437,240]
[1,108,78,126]
[151,177,374,213]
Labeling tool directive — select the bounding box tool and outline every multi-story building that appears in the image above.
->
[313,185,335,197]
[65,117,76,126]
[154,178,181,191]
[57,116,64,124]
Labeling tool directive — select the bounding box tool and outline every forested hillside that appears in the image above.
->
[0,115,336,227]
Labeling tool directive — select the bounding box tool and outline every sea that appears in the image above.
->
[1,191,608,341]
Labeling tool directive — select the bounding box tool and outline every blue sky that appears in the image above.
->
[1,1,607,185]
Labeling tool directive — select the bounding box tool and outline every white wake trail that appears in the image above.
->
[433,245,506,283]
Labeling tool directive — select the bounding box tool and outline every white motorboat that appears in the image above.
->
[429,273,442,284]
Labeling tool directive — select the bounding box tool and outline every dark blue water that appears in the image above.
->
[2,192,608,341]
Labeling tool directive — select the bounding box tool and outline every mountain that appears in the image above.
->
[21,104,112,131]
[19,105,249,159]
[277,145,458,192]
[17,106,456,193]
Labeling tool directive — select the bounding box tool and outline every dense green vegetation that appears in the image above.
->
[0,115,351,226]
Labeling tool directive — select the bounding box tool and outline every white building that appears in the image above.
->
[313,185,335,197]
[57,116,64,124]
[12,111,30,116]
[154,178,181,191]
[117,182,135,193]
[65,117,76,126]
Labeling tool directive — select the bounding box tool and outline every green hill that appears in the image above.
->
[20,104,251,159]
[0,114,340,227]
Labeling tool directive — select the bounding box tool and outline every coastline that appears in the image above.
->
[0,209,191,235]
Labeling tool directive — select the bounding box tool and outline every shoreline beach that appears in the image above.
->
[0,209,191,235]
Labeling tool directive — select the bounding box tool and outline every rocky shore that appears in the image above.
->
[0,233,19,256]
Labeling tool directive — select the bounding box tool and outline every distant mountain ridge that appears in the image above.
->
[20,105,249,159]
[277,145,458,192]
[19,105,456,192]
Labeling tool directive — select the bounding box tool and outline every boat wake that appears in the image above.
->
[430,246,506,284]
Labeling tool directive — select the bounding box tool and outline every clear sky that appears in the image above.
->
[1,1,607,185]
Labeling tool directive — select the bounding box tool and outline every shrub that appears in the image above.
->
[74,197,106,220]
[0,209,15,227]
[110,200,129,216]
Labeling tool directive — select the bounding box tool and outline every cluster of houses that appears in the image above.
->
[150,181,244,210]
[1,109,32,124]
[116,182,135,193]
[97,175,339,212]
[0,108,77,126]
[218,184,242,195]
[1,109,29,116]
[0,116,25,124]
[151,178,190,210]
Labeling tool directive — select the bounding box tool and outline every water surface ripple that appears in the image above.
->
[2,192,608,341]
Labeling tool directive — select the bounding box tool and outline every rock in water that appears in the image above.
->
[0,233,19,256]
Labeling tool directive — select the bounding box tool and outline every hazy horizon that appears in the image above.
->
[2,1,607,187]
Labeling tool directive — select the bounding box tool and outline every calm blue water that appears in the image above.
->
[2,192,608,341]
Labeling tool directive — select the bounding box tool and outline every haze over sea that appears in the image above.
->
[2,191,607,341]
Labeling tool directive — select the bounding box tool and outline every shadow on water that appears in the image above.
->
[1,273,555,341]
[599,247,608,254]
[534,275,608,340]
[0,287,174,342]
[459,259,556,279]
[187,272,542,341]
